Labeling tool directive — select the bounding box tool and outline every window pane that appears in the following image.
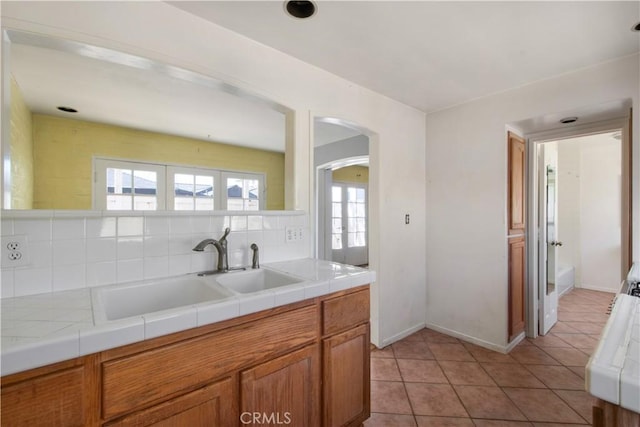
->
[356,203,365,217]
[174,197,194,211]
[332,203,342,218]
[227,178,243,198]
[355,232,366,247]
[107,168,132,194]
[227,198,244,210]
[347,187,357,202]
[332,219,342,234]
[106,195,132,210]
[195,175,214,197]
[348,232,356,248]
[356,188,365,202]
[357,217,366,232]
[244,179,259,199]
[332,186,342,202]
[348,218,357,233]
[134,170,157,195]
[332,234,342,250]
[195,198,214,211]
[175,173,194,196]
[347,202,357,217]
[133,195,157,210]
[244,199,259,211]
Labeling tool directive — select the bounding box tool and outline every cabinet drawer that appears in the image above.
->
[322,289,369,336]
[102,305,318,420]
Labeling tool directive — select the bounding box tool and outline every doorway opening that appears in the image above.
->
[528,121,631,337]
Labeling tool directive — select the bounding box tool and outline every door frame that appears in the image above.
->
[525,116,632,338]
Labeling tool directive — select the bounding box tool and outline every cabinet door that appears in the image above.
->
[508,236,526,341]
[105,377,236,427]
[508,131,526,235]
[1,365,87,427]
[323,324,370,427]
[241,344,320,427]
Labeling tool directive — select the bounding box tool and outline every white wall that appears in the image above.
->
[557,142,581,285]
[425,54,639,350]
[0,2,427,346]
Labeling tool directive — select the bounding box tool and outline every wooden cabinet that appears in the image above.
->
[0,286,370,427]
[508,236,526,341]
[592,398,640,427]
[322,289,371,426]
[241,344,320,427]
[508,131,526,235]
[105,378,236,427]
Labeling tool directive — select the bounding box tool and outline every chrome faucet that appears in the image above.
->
[193,228,231,274]
[250,243,260,269]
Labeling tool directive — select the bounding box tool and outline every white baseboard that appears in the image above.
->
[379,323,426,348]
[558,285,574,297]
[425,322,519,354]
[577,284,618,294]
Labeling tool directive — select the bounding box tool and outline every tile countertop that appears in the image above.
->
[586,293,640,413]
[1,259,375,376]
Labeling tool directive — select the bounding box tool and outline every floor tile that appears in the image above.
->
[438,361,495,386]
[551,333,599,351]
[463,343,518,363]
[557,311,609,323]
[472,421,533,426]
[403,331,428,342]
[548,322,580,334]
[427,343,475,362]
[553,389,594,424]
[371,345,395,358]
[567,366,586,379]
[481,362,546,388]
[364,413,417,427]
[454,385,527,421]
[523,365,584,390]
[393,340,435,360]
[528,334,571,348]
[415,416,474,426]
[420,329,460,343]
[509,345,560,365]
[372,358,402,381]
[539,347,589,367]
[397,359,449,383]
[562,321,606,334]
[531,423,588,426]
[405,383,468,417]
[370,381,413,414]
[502,388,584,423]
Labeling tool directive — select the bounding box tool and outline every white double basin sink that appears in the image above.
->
[92,268,305,323]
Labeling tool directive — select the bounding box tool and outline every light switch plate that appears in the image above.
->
[285,227,303,243]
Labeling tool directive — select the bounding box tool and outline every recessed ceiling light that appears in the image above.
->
[57,106,78,113]
[284,1,316,19]
[559,117,578,124]
[633,22,640,32]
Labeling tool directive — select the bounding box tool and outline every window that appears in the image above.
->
[94,158,264,211]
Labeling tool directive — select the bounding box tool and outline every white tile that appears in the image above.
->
[86,261,117,287]
[86,238,116,263]
[228,249,247,268]
[247,231,264,249]
[52,239,86,265]
[168,254,191,276]
[196,299,239,326]
[117,237,143,260]
[304,281,331,299]
[117,217,144,236]
[1,219,13,236]
[30,240,52,267]
[144,307,197,339]
[231,215,247,231]
[1,269,15,298]
[52,218,85,240]
[237,292,275,316]
[13,219,51,241]
[191,252,214,273]
[191,216,212,234]
[1,333,80,376]
[169,234,195,255]
[53,264,86,291]
[79,318,144,355]
[144,256,169,279]
[247,215,263,231]
[210,215,228,233]
[263,229,285,246]
[274,286,306,306]
[169,216,192,235]
[117,259,143,283]
[144,216,170,235]
[330,276,354,293]
[262,216,279,230]
[228,231,248,253]
[86,217,116,238]
[144,235,169,257]
[14,268,52,296]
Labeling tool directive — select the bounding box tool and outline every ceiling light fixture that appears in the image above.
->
[559,117,578,124]
[633,22,640,32]
[57,106,78,113]
[284,1,316,19]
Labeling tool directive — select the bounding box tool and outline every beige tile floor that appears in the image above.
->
[366,288,615,426]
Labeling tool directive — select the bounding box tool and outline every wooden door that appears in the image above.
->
[240,344,320,427]
[105,378,236,427]
[508,236,526,341]
[323,323,370,427]
[507,131,526,341]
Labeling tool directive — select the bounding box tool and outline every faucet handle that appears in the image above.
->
[220,227,231,240]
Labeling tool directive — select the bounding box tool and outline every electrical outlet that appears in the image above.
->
[285,227,304,243]
[1,235,29,267]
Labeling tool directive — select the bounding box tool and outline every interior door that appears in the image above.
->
[539,146,559,335]
[331,184,368,266]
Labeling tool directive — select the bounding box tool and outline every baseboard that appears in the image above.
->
[558,285,574,297]
[379,323,426,348]
[578,284,618,294]
[425,322,517,354]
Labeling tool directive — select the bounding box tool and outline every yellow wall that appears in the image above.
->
[332,165,369,185]
[9,77,34,209]
[32,114,285,210]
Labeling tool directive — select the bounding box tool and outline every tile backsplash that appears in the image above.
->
[1,210,309,298]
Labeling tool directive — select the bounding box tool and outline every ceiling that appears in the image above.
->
[171,1,640,114]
